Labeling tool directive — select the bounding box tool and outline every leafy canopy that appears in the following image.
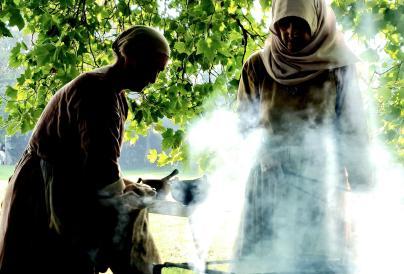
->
[0,0,403,164]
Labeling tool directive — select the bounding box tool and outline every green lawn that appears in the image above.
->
[0,165,235,274]
[0,165,15,181]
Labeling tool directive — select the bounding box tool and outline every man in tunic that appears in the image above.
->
[234,0,373,273]
[0,26,169,274]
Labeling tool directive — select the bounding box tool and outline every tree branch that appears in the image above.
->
[374,62,402,76]
[86,31,99,67]
[81,0,87,24]
[234,17,248,65]
[241,14,266,43]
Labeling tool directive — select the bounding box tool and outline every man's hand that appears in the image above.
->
[123,178,157,197]
[98,178,157,212]
[108,178,156,210]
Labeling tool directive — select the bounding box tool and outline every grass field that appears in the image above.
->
[0,165,15,181]
[0,165,236,274]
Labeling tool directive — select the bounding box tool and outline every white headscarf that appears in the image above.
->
[260,0,357,86]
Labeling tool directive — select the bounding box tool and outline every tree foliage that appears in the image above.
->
[331,0,404,160]
[0,0,403,164]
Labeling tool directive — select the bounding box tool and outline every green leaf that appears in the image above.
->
[162,128,174,150]
[147,149,158,163]
[21,117,31,133]
[201,0,215,14]
[0,21,12,37]
[5,86,18,100]
[229,78,239,88]
[174,41,188,54]
[9,8,25,30]
[259,0,271,9]
[154,123,165,133]
[9,42,22,67]
[196,39,215,61]
[33,44,56,65]
[196,39,208,55]
[173,130,184,148]
[117,0,131,16]
[134,110,144,123]
[59,0,74,8]
[228,1,237,14]
[162,128,174,139]
[157,151,169,166]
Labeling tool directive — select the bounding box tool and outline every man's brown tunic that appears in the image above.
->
[0,69,139,274]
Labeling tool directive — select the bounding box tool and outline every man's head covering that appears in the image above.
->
[113,25,170,59]
[260,0,357,86]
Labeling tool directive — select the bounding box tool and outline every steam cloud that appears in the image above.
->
[182,80,403,274]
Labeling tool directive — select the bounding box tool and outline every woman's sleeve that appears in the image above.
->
[76,91,123,191]
[335,66,374,192]
[237,57,260,130]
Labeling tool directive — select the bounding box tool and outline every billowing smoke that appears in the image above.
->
[347,143,404,274]
[344,12,404,273]
[184,103,349,273]
[181,71,403,274]
[184,108,264,272]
